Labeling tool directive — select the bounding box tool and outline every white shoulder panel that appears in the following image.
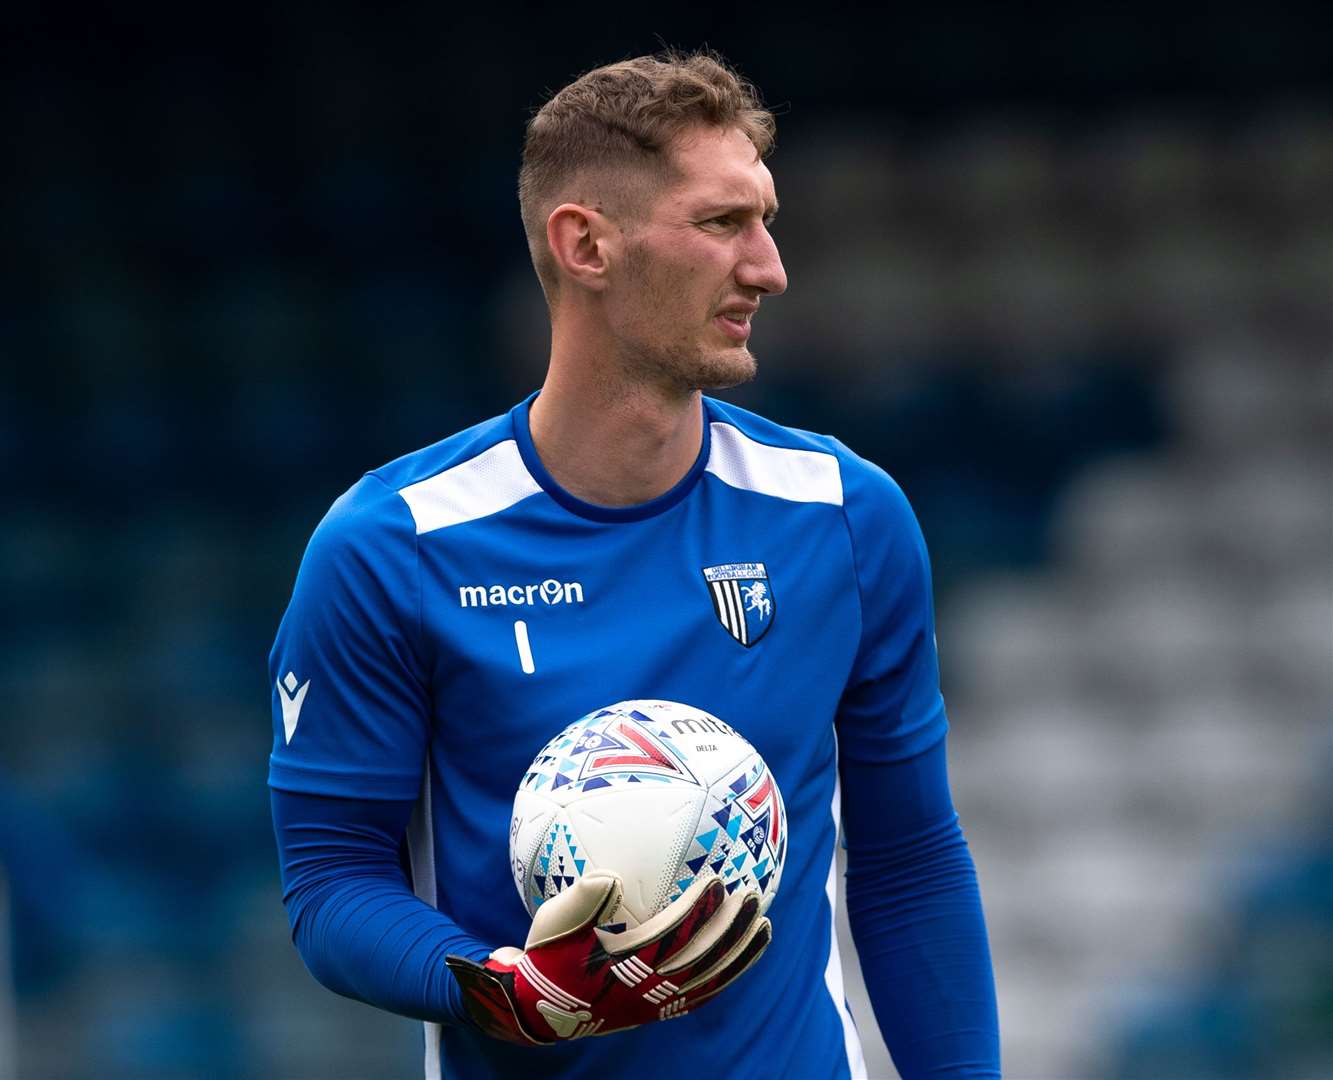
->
[397,439,541,535]
[706,422,844,506]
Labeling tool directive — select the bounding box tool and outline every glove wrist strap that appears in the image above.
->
[446,955,551,1046]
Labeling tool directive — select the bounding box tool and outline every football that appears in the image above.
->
[509,699,787,929]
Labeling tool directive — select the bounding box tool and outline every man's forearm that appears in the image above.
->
[841,738,1001,1078]
[271,788,492,1026]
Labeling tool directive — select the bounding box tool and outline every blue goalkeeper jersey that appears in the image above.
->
[269,391,951,1079]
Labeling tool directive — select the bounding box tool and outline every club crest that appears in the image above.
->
[702,562,774,647]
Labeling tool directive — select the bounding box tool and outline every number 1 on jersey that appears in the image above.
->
[513,620,536,674]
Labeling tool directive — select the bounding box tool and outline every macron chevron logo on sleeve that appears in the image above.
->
[277,671,310,744]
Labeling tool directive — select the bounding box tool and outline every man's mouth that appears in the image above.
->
[714,306,756,341]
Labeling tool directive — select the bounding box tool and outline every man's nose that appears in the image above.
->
[738,224,787,297]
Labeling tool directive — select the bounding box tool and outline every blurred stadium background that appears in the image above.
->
[3,5,1330,1077]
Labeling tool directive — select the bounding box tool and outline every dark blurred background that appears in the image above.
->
[2,4,1330,1077]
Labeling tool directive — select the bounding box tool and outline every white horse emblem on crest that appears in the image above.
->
[742,581,771,621]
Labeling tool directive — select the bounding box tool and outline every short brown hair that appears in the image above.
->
[518,49,775,300]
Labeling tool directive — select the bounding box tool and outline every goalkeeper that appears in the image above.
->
[269,48,1000,1078]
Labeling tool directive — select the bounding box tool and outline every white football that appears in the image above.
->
[509,700,787,929]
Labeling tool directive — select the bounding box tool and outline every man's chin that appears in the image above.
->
[690,347,758,392]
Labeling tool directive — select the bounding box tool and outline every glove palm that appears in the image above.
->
[446,869,770,1044]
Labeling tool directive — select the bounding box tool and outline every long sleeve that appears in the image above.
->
[266,475,495,1022]
[841,736,1000,1078]
[832,449,999,1075]
[271,788,493,1025]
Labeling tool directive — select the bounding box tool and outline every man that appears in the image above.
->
[269,50,1000,1078]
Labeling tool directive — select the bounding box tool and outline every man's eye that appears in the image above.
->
[704,216,733,227]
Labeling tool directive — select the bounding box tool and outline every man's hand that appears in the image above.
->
[446,869,770,1044]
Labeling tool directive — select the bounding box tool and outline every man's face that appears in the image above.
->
[604,125,787,393]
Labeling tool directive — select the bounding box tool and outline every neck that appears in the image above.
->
[528,328,704,508]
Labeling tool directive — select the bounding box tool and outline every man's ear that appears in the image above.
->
[546,204,615,292]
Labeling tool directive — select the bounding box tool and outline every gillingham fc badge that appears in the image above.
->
[702,562,774,647]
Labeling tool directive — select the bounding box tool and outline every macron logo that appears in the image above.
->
[278,671,310,744]
[458,579,585,608]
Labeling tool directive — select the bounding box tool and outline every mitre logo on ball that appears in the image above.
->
[509,700,787,930]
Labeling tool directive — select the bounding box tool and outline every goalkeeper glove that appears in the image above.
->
[446,868,770,1044]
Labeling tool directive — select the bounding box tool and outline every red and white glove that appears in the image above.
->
[446,869,770,1044]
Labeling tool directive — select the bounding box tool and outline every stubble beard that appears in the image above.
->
[629,336,758,395]
[616,244,759,395]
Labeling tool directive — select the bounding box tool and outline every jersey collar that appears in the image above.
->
[511,390,712,523]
